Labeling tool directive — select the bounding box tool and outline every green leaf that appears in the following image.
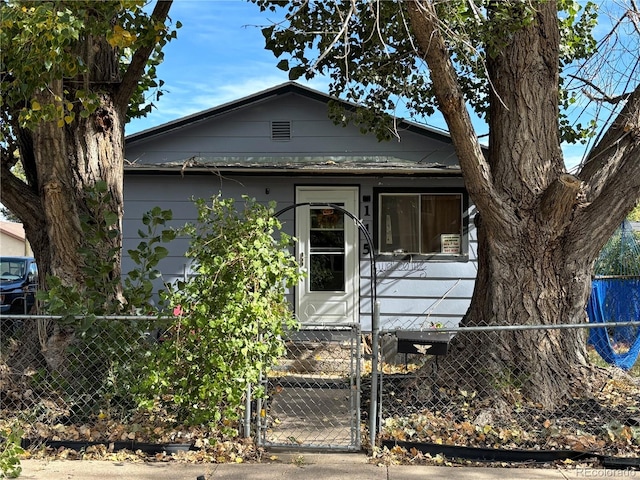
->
[261,25,275,40]
[288,66,305,81]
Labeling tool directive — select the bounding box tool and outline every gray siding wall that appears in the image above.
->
[123,173,477,332]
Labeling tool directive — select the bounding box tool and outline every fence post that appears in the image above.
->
[244,382,252,438]
[369,300,380,450]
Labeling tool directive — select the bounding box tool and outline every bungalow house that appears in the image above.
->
[123,82,478,332]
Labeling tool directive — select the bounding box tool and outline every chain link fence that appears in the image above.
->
[1,316,365,451]
[375,323,640,458]
[2,314,639,459]
[0,315,241,448]
[256,324,362,451]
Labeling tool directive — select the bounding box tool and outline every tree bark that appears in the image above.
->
[407,1,639,408]
[441,213,593,408]
[0,2,173,375]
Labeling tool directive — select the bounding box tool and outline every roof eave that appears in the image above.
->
[123,165,462,176]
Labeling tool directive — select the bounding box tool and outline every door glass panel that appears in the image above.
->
[309,207,345,291]
[310,254,344,291]
[310,230,344,249]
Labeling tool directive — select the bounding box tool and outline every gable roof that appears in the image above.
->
[125,82,467,175]
[127,82,453,144]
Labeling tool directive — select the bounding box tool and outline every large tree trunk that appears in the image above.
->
[407,1,639,410]
[15,87,125,375]
[437,210,594,409]
[1,1,172,390]
[31,87,125,293]
[26,30,126,303]
[2,36,127,379]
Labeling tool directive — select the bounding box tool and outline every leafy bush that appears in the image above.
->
[35,183,176,420]
[0,425,24,479]
[135,196,302,427]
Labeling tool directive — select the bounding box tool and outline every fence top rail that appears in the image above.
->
[0,314,164,321]
[288,323,360,331]
[0,315,362,332]
[3,316,637,333]
[382,320,640,335]
[594,275,640,280]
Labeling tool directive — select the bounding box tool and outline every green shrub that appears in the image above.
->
[0,425,24,479]
[135,195,302,428]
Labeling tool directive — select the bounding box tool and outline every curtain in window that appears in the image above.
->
[421,195,461,253]
[381,195,419,253]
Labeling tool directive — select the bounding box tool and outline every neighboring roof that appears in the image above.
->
[0,221,25,241]
[631,221,640,232]
[126,81,455,145]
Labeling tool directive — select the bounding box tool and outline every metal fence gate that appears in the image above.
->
[256,324,362,451]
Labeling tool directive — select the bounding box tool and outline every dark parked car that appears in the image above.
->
[0,256,38,315]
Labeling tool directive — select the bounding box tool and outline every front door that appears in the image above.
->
[296,186,359,325]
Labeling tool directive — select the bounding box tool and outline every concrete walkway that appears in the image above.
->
[18,452,617,479]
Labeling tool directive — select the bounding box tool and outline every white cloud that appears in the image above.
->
[126,1,324,134]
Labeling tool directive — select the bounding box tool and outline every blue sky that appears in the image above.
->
[126,1,472,136]
[126,0,612,170]
[126,1,326,134]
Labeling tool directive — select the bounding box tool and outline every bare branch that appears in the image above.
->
[311,2,355,74]
[579,83,640,189]
[568,74,633,104]
[629,0,640,35]
[572,82,640,253]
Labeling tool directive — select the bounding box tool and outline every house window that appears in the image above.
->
[378,192,464,255]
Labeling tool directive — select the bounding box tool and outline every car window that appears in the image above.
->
[0,260,27,281]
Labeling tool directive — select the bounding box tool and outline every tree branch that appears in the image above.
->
[579,83,640,194]
[0,154,44,229]
[539,173,582,232]
[114,0,173,111]
[406,1,508,227]
[571,83,640,257]
[568,74,633,104]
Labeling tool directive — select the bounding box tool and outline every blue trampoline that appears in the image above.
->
[587,221,640,370]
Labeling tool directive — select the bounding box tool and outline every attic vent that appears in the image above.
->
[271,120,291,141]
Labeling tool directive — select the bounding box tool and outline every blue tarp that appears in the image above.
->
[587,277,640,370]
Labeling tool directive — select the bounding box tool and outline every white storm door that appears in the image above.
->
[296,186,359,325]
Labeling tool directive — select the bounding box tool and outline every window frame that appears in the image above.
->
[373,187,469,260]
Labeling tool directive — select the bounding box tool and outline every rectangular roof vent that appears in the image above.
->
[271,120,291,141]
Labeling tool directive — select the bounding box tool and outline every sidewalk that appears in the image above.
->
[17,452,614,479]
